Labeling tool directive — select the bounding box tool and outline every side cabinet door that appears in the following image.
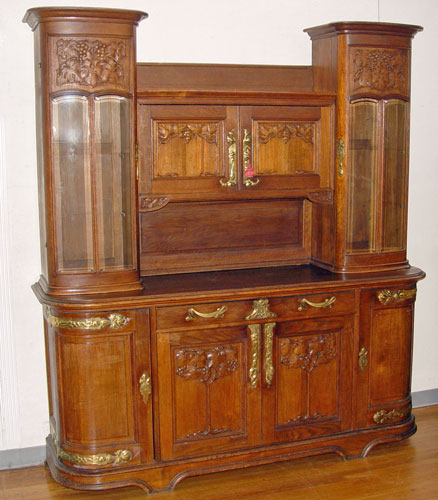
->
[138,104,239,197]
[357,287,416,428]
[262,316,354,444]
[47,308,152,469]
[155,325,261,460]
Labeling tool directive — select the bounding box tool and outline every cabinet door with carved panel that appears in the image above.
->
[357,286,417,429]
[138,105,238,199]
[261,315,354,444]
[155,325,260,460]
[239,106,332,191]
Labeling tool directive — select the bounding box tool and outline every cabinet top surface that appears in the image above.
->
[304,21,423,39]
[33,265,425,310]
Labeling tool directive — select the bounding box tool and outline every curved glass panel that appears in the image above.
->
[347,100,378,254]
[52,95,93,272]
[94,96,133,270]
[382,100,407,252]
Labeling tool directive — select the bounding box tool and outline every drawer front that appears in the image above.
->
[269,291,356,319]
[156,299,253,331]
[156,291,355,331]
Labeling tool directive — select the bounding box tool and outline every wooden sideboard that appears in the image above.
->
[24,7,424,494]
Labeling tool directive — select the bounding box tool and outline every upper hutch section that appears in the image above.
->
[24,9,422,294]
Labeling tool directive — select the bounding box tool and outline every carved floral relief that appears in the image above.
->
[158,123,218,144]
[280,333,337,372]
[351,48,408,94]
[257,123,314,145]
[175,345,239,385]
[56,38,127,88]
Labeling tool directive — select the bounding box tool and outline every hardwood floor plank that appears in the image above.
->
[0,406,436,499]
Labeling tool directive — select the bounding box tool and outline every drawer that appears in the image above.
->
[156,299,253,331]
[269,291,356,319]
[155,290,356,331]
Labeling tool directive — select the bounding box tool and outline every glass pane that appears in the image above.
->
[347,100,379,253]
[382,100,407,251]
[94,96,133,270]
[52,95,94,272]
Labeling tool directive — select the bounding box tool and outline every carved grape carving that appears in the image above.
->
[175,345,239,385]
[56,38,127,88]
[257,123,314,144]
[351,48,408,94]
[158,123,218,144]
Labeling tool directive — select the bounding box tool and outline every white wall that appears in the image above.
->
[0,0,436,450]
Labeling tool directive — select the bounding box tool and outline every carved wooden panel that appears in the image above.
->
[175,345,239,385]
[50,36,131,92]
[279,333,337,372]
[349,48,409,96]
[153,121,222,178]
[254,121,316,176]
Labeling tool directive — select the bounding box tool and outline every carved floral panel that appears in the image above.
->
[175,345,239,385]
[54,37,128,90]
[158,123,219,144]
[350,48,409,96]
[257,123,314,145]
[280,333,337,373]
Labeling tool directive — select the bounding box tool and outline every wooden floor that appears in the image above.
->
[1,406,437,500]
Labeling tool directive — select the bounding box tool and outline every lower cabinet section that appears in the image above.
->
[40,272,422,494]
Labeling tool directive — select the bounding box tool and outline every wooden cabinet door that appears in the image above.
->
[155,325,261,460]
[357,287,416,428]
[239,105,332,191]
[262,316,354,444]
[138,105,238,197]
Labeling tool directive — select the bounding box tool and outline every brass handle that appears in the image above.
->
[185,305,228,321]
[220,129,237,187]
[377,288,416,305]
[45,306,130,330]
[373,408,407,424]
[358,347,368,372]
[243,129,259,186]
[248,324,261,388]
[139,372,152,405]
[337,138,345,177]
[298,296,336,311]
[263,323,275,388]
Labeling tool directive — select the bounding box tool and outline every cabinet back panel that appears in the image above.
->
[140,200,308,275]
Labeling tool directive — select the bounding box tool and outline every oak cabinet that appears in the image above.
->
[25,7,424,496]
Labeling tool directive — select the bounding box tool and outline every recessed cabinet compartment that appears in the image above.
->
[138,103,333,199]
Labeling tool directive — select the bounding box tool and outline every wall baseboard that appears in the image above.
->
[1,389,436,470]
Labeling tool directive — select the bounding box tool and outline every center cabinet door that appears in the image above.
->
[155,325,261,460]
[138,105,238,196]
[239,106,330,191]
[261,316,354,444]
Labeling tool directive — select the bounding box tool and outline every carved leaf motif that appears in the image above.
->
[158,123,218,144]
[257,123,314,145]
[287,413,326,424]
[352,48,407,93]
[280,333,337,372]
[56,39,127,88]
[175,345,239,385]
[185,427,231,439]
[139,196,169,211]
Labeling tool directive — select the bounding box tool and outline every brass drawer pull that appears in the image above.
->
[220,129,237,187]
[139,372,152,405]
[45,306,130,330]
[248,324,261,388]
[298,296,336,311]
[263,323,275,388]
[185,305,228,321]
[243,129,259,187]
[377,288,417,305]
[373,408,407,424]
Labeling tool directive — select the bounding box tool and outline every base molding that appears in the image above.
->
[45,416,417,493]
